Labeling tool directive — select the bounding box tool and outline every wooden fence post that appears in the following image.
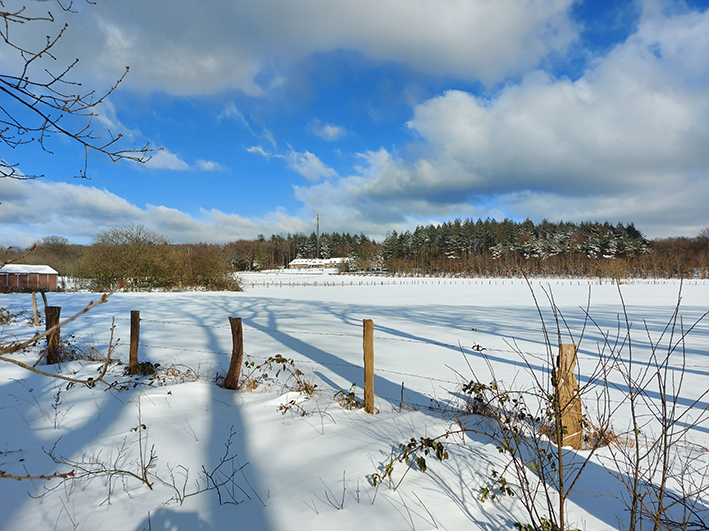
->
[130,310,140,370]
[31,292,39,326]
[557,343,582,449]
[363,319,375,414]
[45,306,61,364]
[223,317,244,390]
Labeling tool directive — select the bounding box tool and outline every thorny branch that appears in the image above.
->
[0,470,75,481]
[1,290,112,357]
[1,243,38,268]
[0,283,124,388]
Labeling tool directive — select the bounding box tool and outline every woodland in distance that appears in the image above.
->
[3,219,708,292]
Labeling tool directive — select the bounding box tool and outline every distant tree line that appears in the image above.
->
[1,220,708,290]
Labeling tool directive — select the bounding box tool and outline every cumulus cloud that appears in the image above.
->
[310,118,347,141]
[0,174,422,246]
[288,4,709,238]
[43,0,578,95]
[0,178,143,245]
[286,150,338,181]
[4,2,707,243]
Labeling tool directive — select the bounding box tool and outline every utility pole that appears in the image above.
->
[316,211,320,259]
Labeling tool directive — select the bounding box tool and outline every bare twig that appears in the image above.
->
[1,0,156,179]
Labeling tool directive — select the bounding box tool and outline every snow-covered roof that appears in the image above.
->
[289,257,348,267]
[0,264,58,275]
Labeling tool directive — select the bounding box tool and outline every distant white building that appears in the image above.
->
[288,257,348,269]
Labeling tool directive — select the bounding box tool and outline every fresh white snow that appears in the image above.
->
[1,274,707,530]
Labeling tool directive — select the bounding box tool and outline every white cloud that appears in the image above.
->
[196,159,226,171]
[310,118,347,141]
[144,149,191,170]
[0,178,144,245]
[93,100,140,139]
[286,4,709,238]
[222,104,278,149]
[44,0,578,95]
[4,2,707,243]
[0,174,419,246]
[247,146,276,158]
[286,150,338,182]
[0,178,311,245]
[135,150,223,172]
[217,104,247,124]
[248,143,338,182]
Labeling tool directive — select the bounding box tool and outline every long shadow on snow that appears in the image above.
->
[0,293,271,531]
[233,295,709,412]
[233,299,438,409]
[12,291,706,530]
[224,294,709,529]
[0,368,143,530]
[132,298,272,531]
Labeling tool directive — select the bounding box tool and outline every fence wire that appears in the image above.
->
[82,314,549,360]
[22,313,709,374]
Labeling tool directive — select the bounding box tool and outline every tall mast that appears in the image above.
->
[316,211,320,259]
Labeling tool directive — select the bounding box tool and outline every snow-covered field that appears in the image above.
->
[1,273,707,530]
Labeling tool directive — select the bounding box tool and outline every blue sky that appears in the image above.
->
[2,0,708,245]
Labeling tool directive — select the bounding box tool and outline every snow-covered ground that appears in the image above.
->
[1,274,707,530]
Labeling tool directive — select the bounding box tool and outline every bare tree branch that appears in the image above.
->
[1,0,156,179]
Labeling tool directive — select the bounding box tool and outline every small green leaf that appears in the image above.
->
[416,456,427,472]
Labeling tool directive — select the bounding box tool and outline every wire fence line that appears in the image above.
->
[238,277,706,289]
[81,315,709,372]
[13,312,707,374]
[81,314,553,363]
[138,342,462,386]
[10,301,707,410]
[8,311,704,412]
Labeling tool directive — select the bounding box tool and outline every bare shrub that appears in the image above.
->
[370,281,709,531]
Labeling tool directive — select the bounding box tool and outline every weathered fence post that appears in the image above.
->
[557,343,582,449]
[45,306,61,364]
[363,319,375,414]
[31,292,39,326]
[223,317,244,390]
[130,310,140,371]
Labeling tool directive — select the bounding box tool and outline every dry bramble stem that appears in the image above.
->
[0,291,112,357]
[1,244,38,268]
[0,470,75,481]
[0,282,124,387]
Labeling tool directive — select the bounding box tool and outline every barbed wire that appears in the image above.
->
[8,304,707,395]
[137,342,638,408]
[81,315,550,359]
[138,343,460,385]
[20,313,709,372]
[238,278,702,287]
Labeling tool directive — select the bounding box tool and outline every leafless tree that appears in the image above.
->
[1,0,153,179]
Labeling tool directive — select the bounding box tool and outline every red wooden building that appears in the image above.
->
[0,264,58,293]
